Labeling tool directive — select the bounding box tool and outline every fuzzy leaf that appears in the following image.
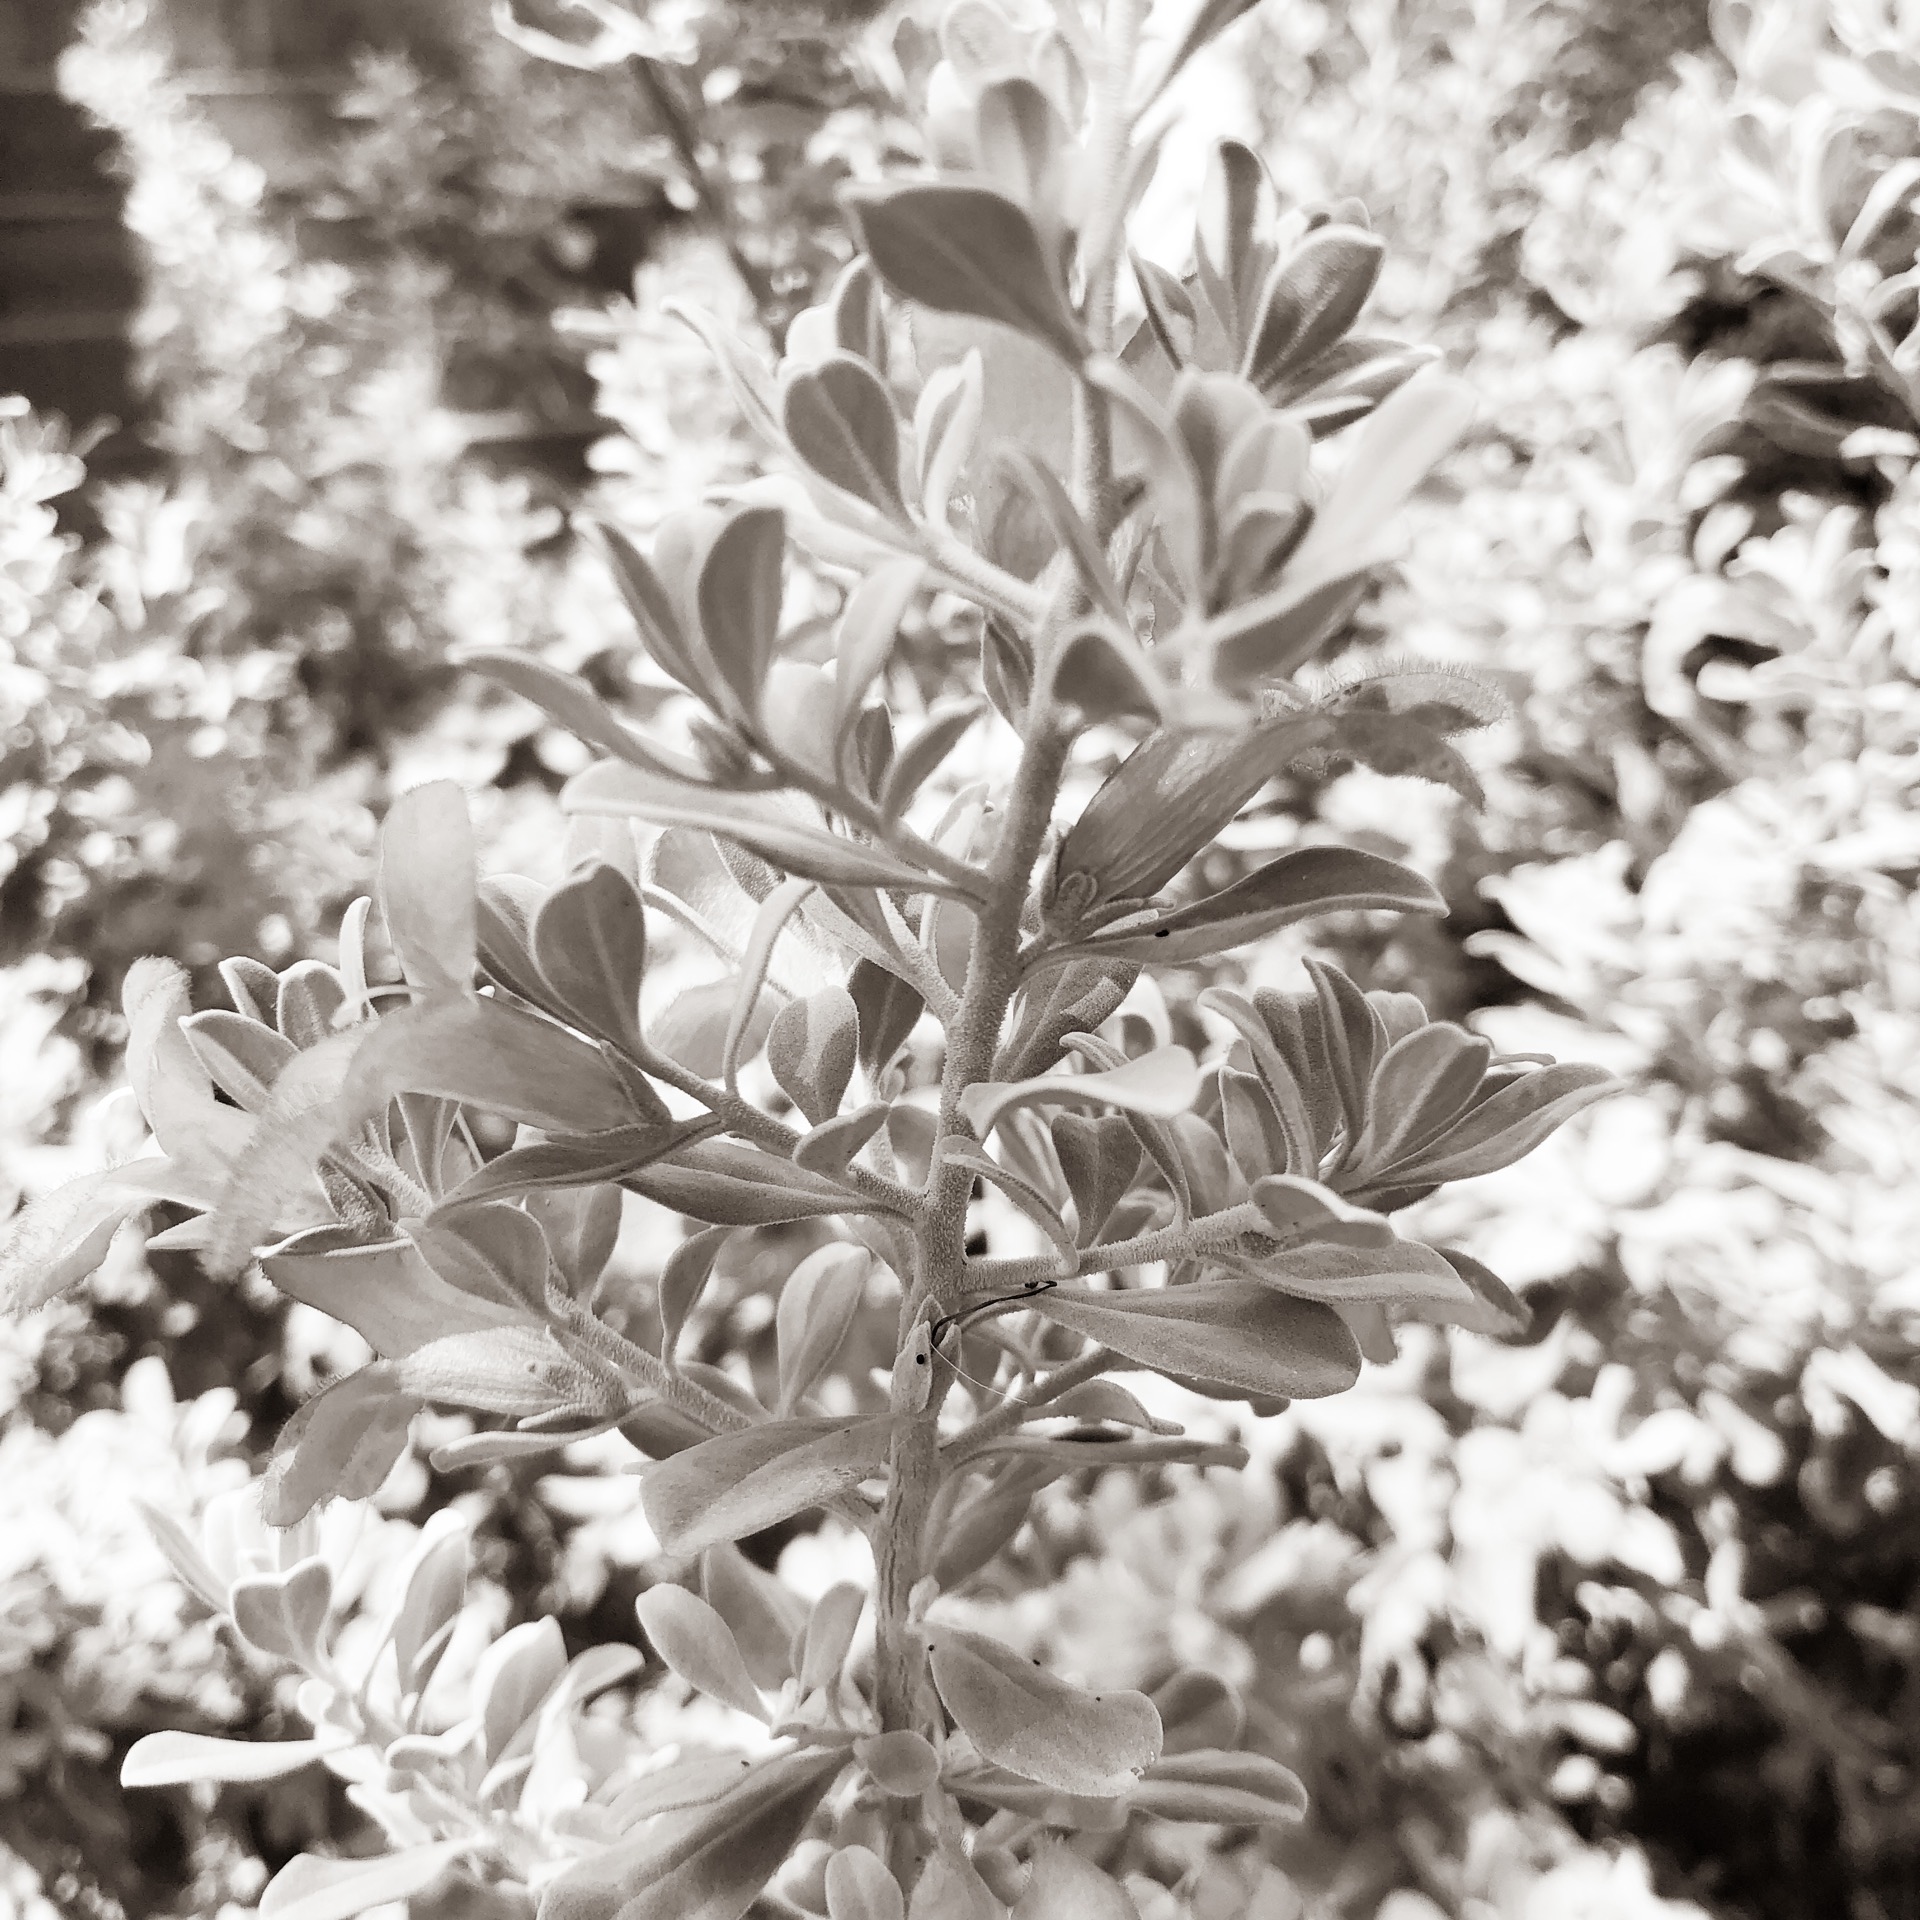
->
[907,1848,1008,1920]
[377,784,477,996]
[230,1558,332,1666]
[1131,1748,1308,1825]
[776,1244,871,1413]
[531,862,649,1054]
[567,761,968,896]
[539,1747,846,1920]
[0,1169,147,1317]
[1375,1060,1617,1185]
[1050,1113,1142,1247]
[784,354,907,517]
[640,1415,897,1555]
[625,1138,859,1225]
[768,987,860,1126]
[852,1731,941,1798]
[701,1543,808,1688]
[1058,846,1443,967]
[698,506,787,721]
[921,1623,1161,1795]
[437,1120,710,1212]
[847,182,1085,365]
[263,1364,421,1526]
[797,1582,866,1695]
[1031,1276,1361,1399]
[261,1233,532,1358]
[389,1510,469,1697]
[1050,620,1164,726]
[960,1046,1199,1139]
[636,1584,769,1720]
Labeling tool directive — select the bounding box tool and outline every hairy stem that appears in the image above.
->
[957,1200,1269,1296]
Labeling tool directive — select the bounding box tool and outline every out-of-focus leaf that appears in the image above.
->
[123,1731,339,1788]
[460,648,709,783]
[921,1622,1161,1794]
[626,1138,862,1225]
[378,783,477,997]
[1130,1748,1308,1825]
[826,1845,906,1920]
[835,558,927,747]
[261,1232,530,1357]
[262,1363,422,1526]
[701,1543,808,1689]
[257,1841,476,1920]
[846,182,1085,365]
[960,1046,1200,1138]
[698,505,787,722]
[852,1731,940,1798]
[1010,1841,1141,1919]
[531,861,649,1054]
[776,1244,871,1412]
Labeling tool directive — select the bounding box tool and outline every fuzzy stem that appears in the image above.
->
[957,1201,1269,1297]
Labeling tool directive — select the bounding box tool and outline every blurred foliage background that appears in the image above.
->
[4,0,1920,1915]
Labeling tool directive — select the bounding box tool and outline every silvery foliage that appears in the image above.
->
[1,0,1615,1912]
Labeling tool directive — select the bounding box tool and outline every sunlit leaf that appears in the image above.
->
[636,1584,770,1721]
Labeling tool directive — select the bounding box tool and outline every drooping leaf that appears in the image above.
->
[1030,1275,1361,1399]
[1049,620,1164,728]
[793,1102,892,1179]
[846,181,1086,365]
[377,783,477,997]
[783,354,907,518]
[921,1623,1161,1795]
[635,1584,770,1721]
[435,1120,713,1212]
[639,1415,897,1555]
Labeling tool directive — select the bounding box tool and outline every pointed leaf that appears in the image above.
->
[701,1542,808,1689]
[436,1120,711,1212]
[1378,1061,1618,1186]
[878,701,986,821]
[921,1623,1161,1795]
[0,1169,147,1317]
[767,986,860,1127]
[846,182,1085,365]
[461,647,709,783]
[659,1224,731,1360]
[1003,449,1129,623]
[262,1364,421,1526]
[907,1848,1008,1920]
[530,862,649,1053]
[794,1102,892,1178]
[1031,1276,1360,1400]
[636,1584,770,1720]
[797,1582,866,1695]
[640,1415,898,1555]
[1050,1113,1141,1247]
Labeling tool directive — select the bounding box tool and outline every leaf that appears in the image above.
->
[784,354,907,518]
[776,1244,871,1413]
[473,1616,569,1763]
[852,1732,941,1798]
[701,1542,808,1688]
[915,348,984,524]
[1049,620,1164,727]
[879,701,986,821]
[1058,846,1444,968]
[921,1623,1161,1795]
[1375,1060,1617,1186]
[344,994,640,1135]
[538,1747,846,1920]
[625,1148,859,1226]
[639,1415,898,1554]
[767,987,861,1126]
[1050,1113,1142,1247]
[1002,449,1129,623]
[122,1731,338,1788]
[1150,1671,1245,1754]
[262,1364,422,1526]
[1045,1379,1183,1435]
[1131,1749,1307,1826]
[566,760,969,896]
[692,507,784,727]
[398,1326,589,1418]
[826,1846,906,1920]
[973,75,1066,209]
[848,958,926,1077]
[659,1225,731,1360]
[1304,705,1488,808]
[835,558,927,748]
[590,520,716,700]
[230,1558,333,1666]
[436,1121,711,1211]
[906,1847,1009,1920]
[1243,226,1385,392]
[1431,1246,1529,1337]
[960,1046,1200,1138]
[1157,0,1263,88]
[460,647,709,784]
[0,1169,147,1317]
[377,783,477,996]
[530,862,649,1054]
[257,1842,475,1920]
[636,1584,770,1721]
[1011,1842,1141,1920]
[846,182,1086,365]
[794,1102,892,1178]
[1030,1276,1361,1399]
[388,1509,469,1697]
[797,1582,866,1694]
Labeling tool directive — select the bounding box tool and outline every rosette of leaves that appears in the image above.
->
[3,0,1621,1913]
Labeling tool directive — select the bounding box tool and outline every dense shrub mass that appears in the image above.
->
[2,0,1918,1915]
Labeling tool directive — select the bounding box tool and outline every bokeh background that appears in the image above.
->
[4,0,1920,1915]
